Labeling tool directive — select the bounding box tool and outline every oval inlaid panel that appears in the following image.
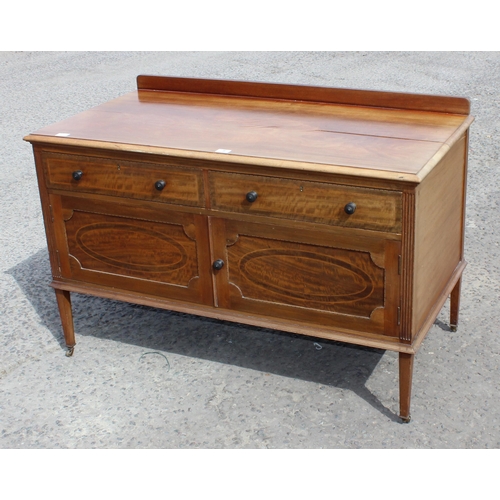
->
[76,223,187,272]
[240,249,374,302]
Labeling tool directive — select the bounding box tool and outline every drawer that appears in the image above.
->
[43,153,204,207]
[209,171,402,233]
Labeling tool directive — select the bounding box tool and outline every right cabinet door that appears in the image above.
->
[210,217,401,338]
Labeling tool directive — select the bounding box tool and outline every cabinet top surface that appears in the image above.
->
[25,76,473,183]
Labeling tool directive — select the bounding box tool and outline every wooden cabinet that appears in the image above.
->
[25,76,473,422]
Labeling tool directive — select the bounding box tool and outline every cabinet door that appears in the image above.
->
[52,195,213,305]
[210,218,400,337]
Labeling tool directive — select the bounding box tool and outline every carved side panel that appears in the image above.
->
[226,234,385,318]
[56,196,214,305]
[65,211,199,286]
[209,217,399,336]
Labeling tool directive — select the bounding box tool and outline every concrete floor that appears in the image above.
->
[1,51,499,449]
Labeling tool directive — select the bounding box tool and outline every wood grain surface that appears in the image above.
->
[26,76,471,180]
[209,170,402,232]
[44,151,205,207]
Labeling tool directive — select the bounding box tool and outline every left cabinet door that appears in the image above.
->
[51,195,214,306]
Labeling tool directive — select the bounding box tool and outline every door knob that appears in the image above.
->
[213,259,224,270]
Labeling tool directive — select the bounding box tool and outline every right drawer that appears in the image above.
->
[209,171,402,233]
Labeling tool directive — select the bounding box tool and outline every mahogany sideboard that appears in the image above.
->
[25,75,473,422]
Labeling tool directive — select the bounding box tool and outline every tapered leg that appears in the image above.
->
[54,289,76,356]
[450,277,462,332]
[399,352,414,423]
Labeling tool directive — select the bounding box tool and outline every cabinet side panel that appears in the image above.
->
[412,135,467,334]
[32,146,62,278]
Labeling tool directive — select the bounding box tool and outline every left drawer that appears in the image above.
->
[43,152,205,207]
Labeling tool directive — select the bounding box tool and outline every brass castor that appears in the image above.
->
[65,346,75,357]
[400,414,411,423]
[450,325,457,332]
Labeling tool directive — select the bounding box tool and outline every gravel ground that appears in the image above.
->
[1,51,499,450]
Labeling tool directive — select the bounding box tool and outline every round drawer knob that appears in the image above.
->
[246,191,258,203]
[155,180,166,191]
[72,170,83,181]
[344,202,357,215]
[213,259,225,271]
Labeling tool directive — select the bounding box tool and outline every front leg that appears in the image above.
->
[54,288,76,356]
[399,352,414,423]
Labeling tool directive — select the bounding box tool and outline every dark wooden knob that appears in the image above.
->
[246,191,258,203]
[155,180,166,191]
[213,259,224,270]
[344,202,356,215]
[72,170,83,181]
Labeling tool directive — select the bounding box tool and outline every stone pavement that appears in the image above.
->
[1,51,499,448]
